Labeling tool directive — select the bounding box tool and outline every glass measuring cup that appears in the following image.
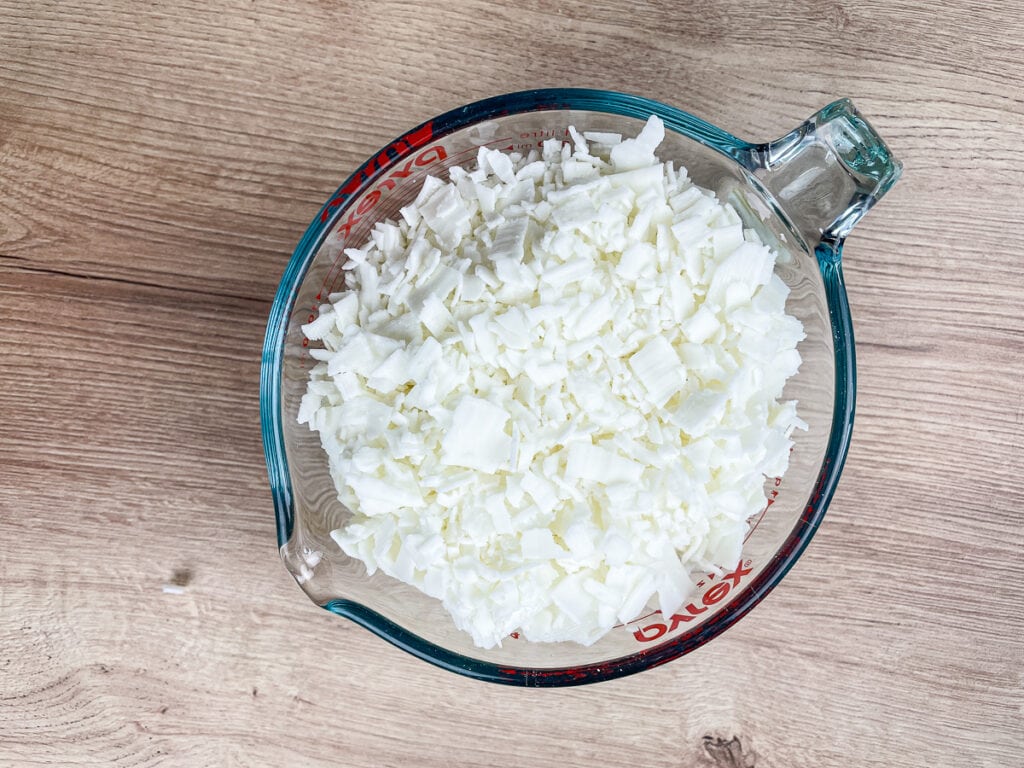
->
[260,89,901,686]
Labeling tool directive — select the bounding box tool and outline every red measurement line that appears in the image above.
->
[744,476,783,542]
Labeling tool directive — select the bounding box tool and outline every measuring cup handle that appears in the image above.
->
[748,99,903,253]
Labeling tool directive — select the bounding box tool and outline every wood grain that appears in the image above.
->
[1,1,1022,766]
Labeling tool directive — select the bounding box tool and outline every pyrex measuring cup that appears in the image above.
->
[261,89,901,686]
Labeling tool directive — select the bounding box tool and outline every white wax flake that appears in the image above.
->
[628,335,685,408]
[300,306,336,340]
[440,397,512,473]
[610,116,665,171]
[300,116,806,649]
[490,217,530,262]
[564,442,644,485]
[521,528,566,560]
[583,130,623,145]
[365,348,410,392]
[346,473,424,516]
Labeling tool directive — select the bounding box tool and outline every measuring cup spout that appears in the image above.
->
[747,99,902,256]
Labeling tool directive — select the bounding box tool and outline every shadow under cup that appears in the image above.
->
[264,90,857,686]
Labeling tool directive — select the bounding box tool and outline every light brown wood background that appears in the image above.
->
[1,1,1021,766]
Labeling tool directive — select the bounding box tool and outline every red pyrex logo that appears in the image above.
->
[631,559,754,643]
[320,121,446,239]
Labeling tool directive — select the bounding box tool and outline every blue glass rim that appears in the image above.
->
[259,88,856,687]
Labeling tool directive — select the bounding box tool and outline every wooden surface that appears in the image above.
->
[2,1,1022,766]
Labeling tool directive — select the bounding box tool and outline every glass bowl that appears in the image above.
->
[260,89,901,686]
